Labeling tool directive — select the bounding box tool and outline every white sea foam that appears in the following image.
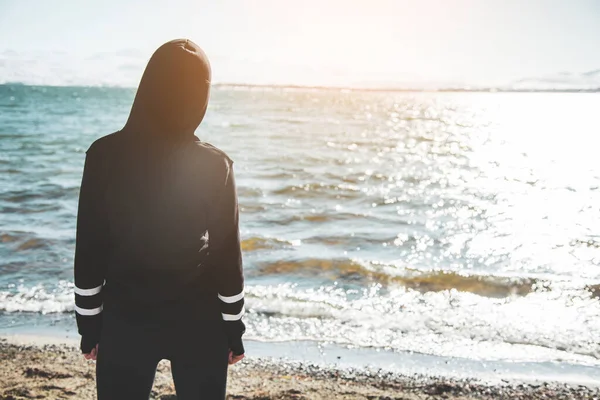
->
[2,281,599,365]
[0,281,74,314]
[244,284,600,365]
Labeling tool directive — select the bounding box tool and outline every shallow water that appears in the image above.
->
[1,84,599,366]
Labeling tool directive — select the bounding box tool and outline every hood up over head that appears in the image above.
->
[123,39,211,139]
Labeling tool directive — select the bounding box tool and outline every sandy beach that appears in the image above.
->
[0,337,598,400]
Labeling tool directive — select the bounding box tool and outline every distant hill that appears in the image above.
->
[508,69,600,91]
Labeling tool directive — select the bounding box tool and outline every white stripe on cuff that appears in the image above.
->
[222,307,245,321]
[75,304,103,316]
[218,290,244,304]
[74,285,102,296]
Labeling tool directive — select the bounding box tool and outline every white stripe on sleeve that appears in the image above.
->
[74,285,102,296]
[218,290,244,304]
[222,307,245,321]
[75,305,103,316]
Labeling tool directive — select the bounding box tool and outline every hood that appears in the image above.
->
[123,39,211,139]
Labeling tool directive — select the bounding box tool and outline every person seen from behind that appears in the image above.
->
[73,38,245,399]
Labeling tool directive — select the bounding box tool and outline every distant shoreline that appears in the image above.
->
[213,82,600,94]
[2,81,599,93]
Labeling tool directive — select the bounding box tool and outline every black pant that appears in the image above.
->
[96,309,229,399]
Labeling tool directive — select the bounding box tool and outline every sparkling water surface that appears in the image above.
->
[1,84,599,366]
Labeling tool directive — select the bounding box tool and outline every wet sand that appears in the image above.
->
[0,337,598,400]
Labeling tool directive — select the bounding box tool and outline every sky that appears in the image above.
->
[1,0,600,88]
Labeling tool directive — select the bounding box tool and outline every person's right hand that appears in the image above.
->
[83,344,99,361]
[228,350,244,365]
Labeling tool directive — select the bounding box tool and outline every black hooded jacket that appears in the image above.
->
[73,39,245,355]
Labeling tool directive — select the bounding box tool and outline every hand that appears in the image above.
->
[228,350,244,365]
[83,344,99,361]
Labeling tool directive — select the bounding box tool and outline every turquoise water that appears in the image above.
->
[1,84,600,368]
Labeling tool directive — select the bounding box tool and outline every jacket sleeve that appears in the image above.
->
[208,159,245,355]
[74,145,108,353]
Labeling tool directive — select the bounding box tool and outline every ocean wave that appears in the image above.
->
[238,203,267,213]
[272,183,363,199]
[2,281,599,364]
[302,234,391,247]
[241,236,300,252]
[242,284,600,364]
[0,282,74,314]
[266,212,377,225]
[301,232,445,250]
[1,186,78,203]
[0,232,57,252]
[255,171,298,180]
[257,258,535,297]
[237,186,264,198]
[0,204,62,214]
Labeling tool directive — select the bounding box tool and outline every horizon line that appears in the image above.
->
[2,81,600,93]
[212,82,600,93]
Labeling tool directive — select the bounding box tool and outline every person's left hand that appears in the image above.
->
[228,350,244,365]
[83,344,99,361]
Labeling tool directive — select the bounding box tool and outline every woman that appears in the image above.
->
[73,39,245,399]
